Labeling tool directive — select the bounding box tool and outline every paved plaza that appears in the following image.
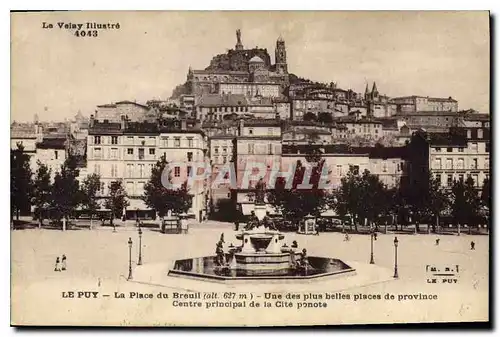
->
[11,222,489,326]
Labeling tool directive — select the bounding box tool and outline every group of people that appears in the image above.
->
[54,254,67,272]
[435,238,476,250]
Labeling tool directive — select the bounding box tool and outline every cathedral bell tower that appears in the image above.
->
[275,35,288,74]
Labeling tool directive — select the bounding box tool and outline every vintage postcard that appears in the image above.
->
[10,11,490,327]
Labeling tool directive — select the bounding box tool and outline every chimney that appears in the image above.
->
[89,114,95,128]
[120,115,126,130]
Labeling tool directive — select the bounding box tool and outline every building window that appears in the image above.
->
[248,143,255,154]
[458,174,464,182]
[138,148,145,160]
[126,182,134,196]
[100,182,105,195]
[94,164,100,175]
[467,130,472,139]
[434,158,441,170]
[268,144,273,155]
[94,147,102,159]
[111,136,118,145]
[187,138,193,148]
[457,158,464,169]
[54,150,58,160]
[336,165,342,176]
[222,156,227,164]
[446,158,452,169]
[149,148,155,155]
[222,147,227,155]
[138,164,145,178]
[174,138,181,147]
[187,152,193,162]
[382,162,387,173]
[110,148,118,159]
[447,174,453,187]
[127,164,134,178]
[458,147,464,152]
[435,173,441,185]
[94,136,101,145]
[472,158,478,169]
[471,142,478,152]
[446,147,453,152]
[248,128,254,135]
[213,156,219,164]
[111,164,117,178]
[127,148,133,155]
[472,174,479,187]
[486,143,490,153]
[477,129,483,139]
[435,147,441,152]
[161,136,168,147]
[174,166,181,177]
[485,157,489,169]
[214,147,219,155]
[187,166,192,177]
[268,128,273,136]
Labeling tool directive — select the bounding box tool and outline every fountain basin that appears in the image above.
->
[168,255,356,281]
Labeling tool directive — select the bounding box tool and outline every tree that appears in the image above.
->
[51,156,81,230]
[318,112,333,124]
[334,166,364,231]
[11,143,33,223]
[142,157,192,219]
[334,166,389,232]
[81,173,101,230]
[426,174,449,233]
[481,177,490,218]
[32,161,52,229]
[104,180,129,226]
[267,157,328,226]
[451,176,481,229]
[303,112,317,122]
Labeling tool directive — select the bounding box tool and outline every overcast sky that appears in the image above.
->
[11,11,489,122]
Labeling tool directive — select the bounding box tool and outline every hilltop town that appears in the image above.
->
[11,30,490,222]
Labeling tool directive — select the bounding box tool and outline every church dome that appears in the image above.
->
[249,55,265,63]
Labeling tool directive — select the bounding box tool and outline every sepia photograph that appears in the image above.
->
[10,10,490,327]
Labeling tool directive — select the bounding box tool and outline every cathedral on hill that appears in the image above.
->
[182,30,289,98]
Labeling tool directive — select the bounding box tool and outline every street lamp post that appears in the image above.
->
[138,227,143,266]
[370,226,375,264]
[393,236,399,279]
[127,237,133,280]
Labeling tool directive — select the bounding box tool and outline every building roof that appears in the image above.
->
[390,95,457,103]
[37,137,66,149]
[463,113,490,121]
[283,128,331,136]
[248,55,265,63]
[427,132,467,147]
[115,100,149,109]
[198,94,248,107]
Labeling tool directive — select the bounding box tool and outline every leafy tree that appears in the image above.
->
[481,177,490,218]
[11,143,33,222]
[318,112,333,124]
[32,161,52,229]
[104,180,129,226]
[267,158,328,226]
[142,156,192,219]
[50,156,81,230]
[80,173,101,230]
[303,112,318,122]
[451,176,481,228]
[334,166,364,231]
[334,166,389,231]
[426,174,449,232]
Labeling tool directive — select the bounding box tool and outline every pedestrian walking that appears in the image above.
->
[61,254,67,271]
[344,233,350,242]
[470,241,475,250]
[435,238,440,246]
[54,257,61,272]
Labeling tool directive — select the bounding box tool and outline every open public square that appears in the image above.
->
[11,221,489,326]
